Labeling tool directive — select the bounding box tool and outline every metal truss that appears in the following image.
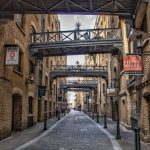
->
[30,28,122,56]
[50,65,107,79]
[0,0,140,19]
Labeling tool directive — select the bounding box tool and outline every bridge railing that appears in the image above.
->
[51,65,107,72]
[67,80,98,85]
[30,28,121,45]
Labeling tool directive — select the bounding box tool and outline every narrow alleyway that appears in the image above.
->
[15,110,121,150]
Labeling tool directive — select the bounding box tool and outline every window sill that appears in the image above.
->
[13,69,23,77]
[16,23,26,36]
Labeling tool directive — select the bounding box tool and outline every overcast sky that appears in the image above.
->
[58,14,97,65]
[58,15,97,103]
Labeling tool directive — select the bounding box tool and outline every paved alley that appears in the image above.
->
[16,110,120,150]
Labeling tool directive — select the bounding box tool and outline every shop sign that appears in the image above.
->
[107,88,115,96]
[123,55,143,74]
[5,47,19,65]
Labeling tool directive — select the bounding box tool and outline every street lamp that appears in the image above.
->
[112,49,121,139]
[134,35,143,150]
[103,76,108,128]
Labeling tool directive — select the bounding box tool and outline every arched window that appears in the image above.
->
[30,25,36,43]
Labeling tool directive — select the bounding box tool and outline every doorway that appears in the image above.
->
[12,94,22,131]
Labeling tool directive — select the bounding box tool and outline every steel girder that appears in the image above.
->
[0,0,140,19]
[50,65,107,79]
[30,28,122,57]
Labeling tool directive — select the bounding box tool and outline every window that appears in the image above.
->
[28,97,33,114]
[46,58,49,67]
[16,14,24,29]
[14,48,22,73]
[29,60,35,75]
[103,83,105,93]
[41,15,45,32]
[30,26,36,43]
[141,14,147,32]
[38,61,43,85]
[54,84,56,95]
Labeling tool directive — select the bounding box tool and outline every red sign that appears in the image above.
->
[123,55,143,74]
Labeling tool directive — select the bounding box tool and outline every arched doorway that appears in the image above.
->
[12,94,22,131]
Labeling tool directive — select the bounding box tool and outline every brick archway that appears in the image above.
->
[12,94,22,131]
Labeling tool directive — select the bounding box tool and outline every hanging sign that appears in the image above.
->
[123,55,143,75]
[5,46,19,65]
[107,88,115,96]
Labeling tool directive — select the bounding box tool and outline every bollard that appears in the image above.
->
[134,127,141,150]
[96,113,99,123]
[116,118,121,139]
[44,112,47,130]
[104,114,107,128]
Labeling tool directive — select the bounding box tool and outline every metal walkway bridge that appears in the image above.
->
[50,65,107,79]
[60,80,97,89]
[30,28,122,57]
[0,0,140,19]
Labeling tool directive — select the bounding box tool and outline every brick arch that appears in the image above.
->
[28,92,35,98]
[13,87,23,96]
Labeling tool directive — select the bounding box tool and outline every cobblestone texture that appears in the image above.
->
[0,117,59,150]
[23,111,113,150]
[96,116,150,150]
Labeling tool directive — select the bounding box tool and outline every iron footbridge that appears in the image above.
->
[50,65,107,79]
[30,28,122,57]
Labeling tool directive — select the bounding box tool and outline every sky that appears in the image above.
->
[58,15,97,103]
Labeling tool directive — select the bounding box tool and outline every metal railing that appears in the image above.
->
[30,28,122,45]
[51,65,107,72]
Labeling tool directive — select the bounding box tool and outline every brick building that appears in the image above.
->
[119,1,150,142]
[0,14,67,140]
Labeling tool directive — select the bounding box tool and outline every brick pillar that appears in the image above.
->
[0,78,12,140]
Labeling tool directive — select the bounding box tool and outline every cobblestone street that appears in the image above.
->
[16,110,120,150]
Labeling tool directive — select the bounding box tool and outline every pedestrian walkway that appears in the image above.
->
[0,116,61,150]
[13,110,121,150]
[93,116,150,150]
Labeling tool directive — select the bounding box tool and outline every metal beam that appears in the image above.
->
[0,0,140,18]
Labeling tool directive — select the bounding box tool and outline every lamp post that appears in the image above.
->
[103,76,108,128]
[112,50,121,139]
[133,35,143,150]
